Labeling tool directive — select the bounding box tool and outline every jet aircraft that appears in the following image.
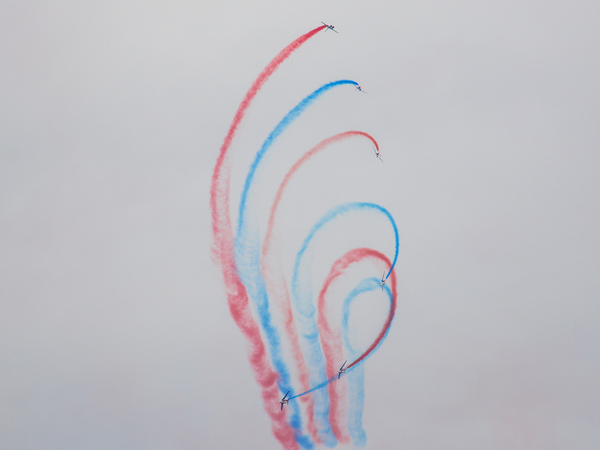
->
[279,391,290,410]
[337,360,348,379]
[356,84,367,93]
[380,271,387,290]
[321,22,338,33]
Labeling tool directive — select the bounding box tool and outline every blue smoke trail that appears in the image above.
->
[290,202,398,445]
[234,80,357,448]
[341,278,394,447]
[290,278,393,410]
[236,79,358,242]
[346,363,366,447]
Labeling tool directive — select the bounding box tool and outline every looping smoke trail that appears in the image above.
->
[317,248,396,444]
[212,24,400,450]
[233,81,359,448]
[289,203,398,445]
[342,278,395,447]
[261,132,380,445]
[210,25,325,450]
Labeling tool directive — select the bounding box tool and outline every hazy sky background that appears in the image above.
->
[1,1,599,449]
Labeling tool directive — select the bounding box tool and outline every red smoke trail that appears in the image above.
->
[261,132,379,443]
[263,130,379,260]
[210,25,325,450]
[317,248,396,442]
[346,262,396,370]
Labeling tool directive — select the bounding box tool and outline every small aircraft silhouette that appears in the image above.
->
[373,146,383,162]
[356,84,367,93]
[337,360,348,379]
[380,271,387,290]
[279,391,290,410]
[321,22,338,33]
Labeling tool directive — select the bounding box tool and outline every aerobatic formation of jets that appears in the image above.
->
[277,22,390,412]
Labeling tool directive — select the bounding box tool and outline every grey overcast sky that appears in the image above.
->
[1,1,599,449]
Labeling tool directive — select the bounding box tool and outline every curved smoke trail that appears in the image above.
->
[289,203,398,445]
[212,24,400,450]
[317,248,397,444]
[260,132,380,445]
[235,79,359,254]
[341,278,395,447]
[233,81,359,448]
[210,25,324,450]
